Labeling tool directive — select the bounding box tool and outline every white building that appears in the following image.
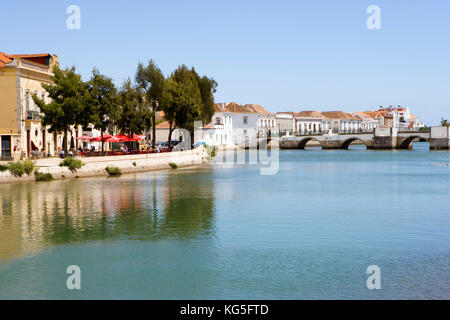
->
[321,111,362,134]
[276,112,296,136]
[295,111,325,134]
[350,112,379,132]
[199,102,273,148]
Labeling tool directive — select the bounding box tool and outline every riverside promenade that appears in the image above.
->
[0,147,207,184]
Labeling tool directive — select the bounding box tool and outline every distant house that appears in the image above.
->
[321,111,362,134]
[350,112,379,132]
[276,112,296,135]
[203,102,275,148]
[155,121,184,144]
[295,111,325,134]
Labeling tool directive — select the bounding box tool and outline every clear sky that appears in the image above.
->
[2,0,449,125]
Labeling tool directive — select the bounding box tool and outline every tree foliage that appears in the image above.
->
[160,64,217,147]
[135,60,165,147]
[32,66,87,152]
[86,68,119,153]
[117,79,152,135]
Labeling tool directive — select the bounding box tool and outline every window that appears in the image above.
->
[33,91,38,111]
[25,90,30,112]
[215,117,221,125]
[243,116,248,125]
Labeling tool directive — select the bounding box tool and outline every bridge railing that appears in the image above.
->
[294,130,374,137]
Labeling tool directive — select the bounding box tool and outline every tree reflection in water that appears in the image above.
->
[0,169,216,261]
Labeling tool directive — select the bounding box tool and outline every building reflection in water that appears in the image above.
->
[0,170,216,262]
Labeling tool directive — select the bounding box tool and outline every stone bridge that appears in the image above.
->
[279,127,450,150]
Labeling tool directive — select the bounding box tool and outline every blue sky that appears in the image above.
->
[2,0,449,124]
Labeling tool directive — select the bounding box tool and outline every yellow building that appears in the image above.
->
[0,52,81,159]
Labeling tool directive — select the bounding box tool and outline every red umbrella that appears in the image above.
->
[90,134,112,142]
[75,135,92,141]
[114,134,144,142]
[104,136,120,143]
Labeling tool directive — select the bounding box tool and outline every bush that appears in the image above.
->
[132,161,137,166]
[34,170,53,182]
[169,162,178,169]
[60,157,84,172]
[0,164,8,172]
[8,161,24,177]
[105,166,121,176]
[205,144,217,158]
[23,159,35,175]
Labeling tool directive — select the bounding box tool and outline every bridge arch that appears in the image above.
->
[341,137,366,149]
[398,136,426,149]
[297,137,322,149]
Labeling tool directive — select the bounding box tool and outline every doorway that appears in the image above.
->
[1,135,12,159]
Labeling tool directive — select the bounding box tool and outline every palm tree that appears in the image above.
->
[441,118,449,127]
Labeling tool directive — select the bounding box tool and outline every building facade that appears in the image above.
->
[0,52,81,160]
[276,112,296,136]
[295,111,325,134]
[320,111,362,134]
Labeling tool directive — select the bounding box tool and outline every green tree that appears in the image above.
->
[117,79,152,136]
[192,69,217,124]
[161,65,206,147]
[441,118,449,127]
[32,66,87,153]
[161,79,201,148]
[87,68,119,154]
[135,60,165,148]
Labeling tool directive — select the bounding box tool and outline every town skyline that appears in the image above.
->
[1,0,449,126]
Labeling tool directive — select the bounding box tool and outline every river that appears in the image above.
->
[0,142,449,299]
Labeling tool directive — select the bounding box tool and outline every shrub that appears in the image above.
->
[105,166,121,176]
[34,170,53,182]
[23,159,35,175]
[132,161,137,166]
[169,162,178,169]
[8,161,24,177]
[205,144,217,158]
[60,157,84,172]
[0,164,8,172]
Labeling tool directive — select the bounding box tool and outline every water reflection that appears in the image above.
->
[0,170,216,262]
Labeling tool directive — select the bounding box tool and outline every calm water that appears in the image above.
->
[0,142,449,299]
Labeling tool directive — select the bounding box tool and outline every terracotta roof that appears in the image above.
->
[215,102,272,114]
[0,52,13,68]
[214,103,224,112]
[0,52,51,68]
[243,104,271,114]
[276,112,296,115]
[321,111,355,119]
[156,121,170,129]
[224,102,249,113]
[361,111,379,119]
[297,110,325,118]
[9,53,50,58]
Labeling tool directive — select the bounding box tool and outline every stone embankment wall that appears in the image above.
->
[0,147,207,184]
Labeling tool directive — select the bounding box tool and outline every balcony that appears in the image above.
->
[25,111,40,121]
